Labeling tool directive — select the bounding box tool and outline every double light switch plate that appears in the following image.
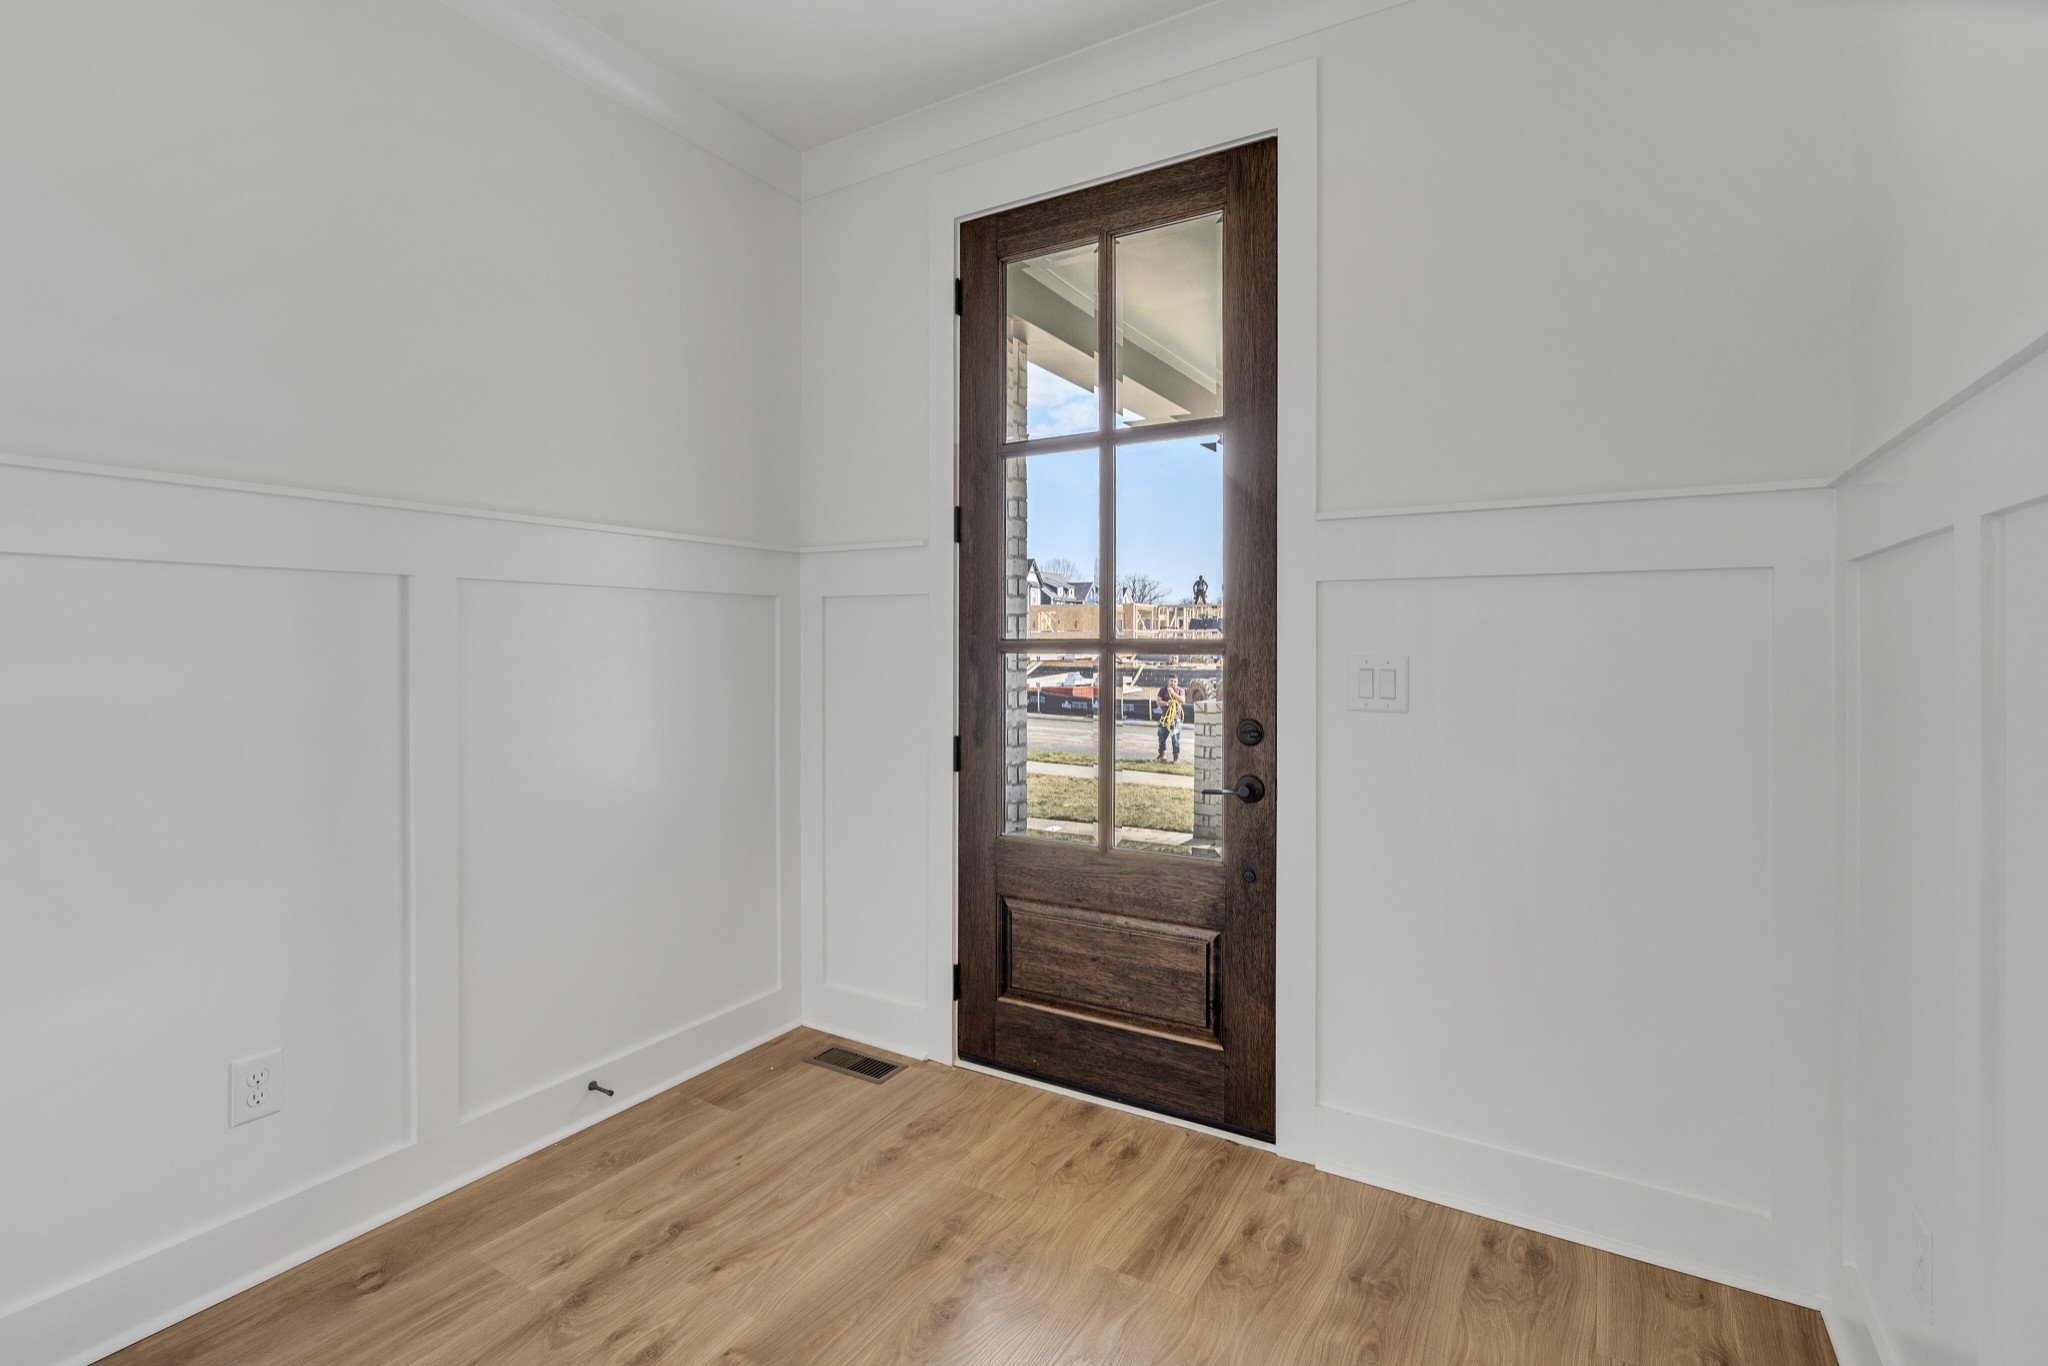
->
[1349,656,1409,712]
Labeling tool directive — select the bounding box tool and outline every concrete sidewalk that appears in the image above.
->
[1022,818,1216,852]
[1026,760,1192,789]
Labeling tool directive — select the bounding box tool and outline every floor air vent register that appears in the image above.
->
[802,1045,905,1083]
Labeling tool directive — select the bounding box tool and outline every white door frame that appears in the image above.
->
[918,59,1323,1154]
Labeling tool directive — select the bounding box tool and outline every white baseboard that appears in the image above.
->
[1314,1155,1821,1312]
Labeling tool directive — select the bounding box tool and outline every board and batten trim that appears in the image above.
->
[1830,344,2048,1366]
[0,455,801,1366]
[1305,493,1837,1304]
[1318,477,1834,521]
[0,451,799,553]
[798,545,956,1062]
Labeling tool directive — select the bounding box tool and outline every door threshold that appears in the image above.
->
[954,1052,1276,1149]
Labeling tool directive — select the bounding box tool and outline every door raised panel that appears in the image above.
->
[1003,899,1217,1038]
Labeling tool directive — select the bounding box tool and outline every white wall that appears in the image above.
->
[0,0,799,545]
[799,0,1851,547]
[1846,0,2048,459]
[1835,346,2048,1366]
[0,6,802,1363]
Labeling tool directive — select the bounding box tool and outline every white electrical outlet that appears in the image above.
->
[230,1050,282,1127]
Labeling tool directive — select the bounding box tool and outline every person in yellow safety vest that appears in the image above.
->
[1153,676,1186,762]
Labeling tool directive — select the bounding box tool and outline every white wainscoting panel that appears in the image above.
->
[0,555,409,1319]
[0,457,799,1366]
[1993,498,2048,1360]
[1299,490,1838,1304]
[1832,346,2048,1365]
[1848,531,1962,1353]
[818,593,930,1010]
[798,545,952,1060]
[1316,567,1775,1213]
[456,579,785,1119]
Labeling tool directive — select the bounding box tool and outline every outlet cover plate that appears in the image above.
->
[230,1049,282,1127]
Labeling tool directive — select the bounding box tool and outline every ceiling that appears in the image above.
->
[547,0,1226,150]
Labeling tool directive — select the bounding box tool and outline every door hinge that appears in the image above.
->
[953,505,962,544]
[953,964,962,1001]
[953,735,961,772]
[953,277,963,317]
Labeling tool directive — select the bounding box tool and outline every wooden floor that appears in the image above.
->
[103,1028,1838,1365]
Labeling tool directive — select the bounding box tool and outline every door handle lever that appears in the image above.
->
[1199,776,1266,804]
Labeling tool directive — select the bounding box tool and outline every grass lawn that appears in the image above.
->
[1027,748,1194,778]
[1027,774,1192,834]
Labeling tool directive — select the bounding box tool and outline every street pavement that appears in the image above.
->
[1027,712,1190,763]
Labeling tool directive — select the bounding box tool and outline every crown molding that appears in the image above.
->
[434,0,801,198]
[799,0,1416,199]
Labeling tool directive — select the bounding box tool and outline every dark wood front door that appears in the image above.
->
[956,140,1277,1139]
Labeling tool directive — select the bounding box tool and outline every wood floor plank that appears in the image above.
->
[405,1262,756,1366]
[1597,1253,1745,1365]
[678,1071,1022,1307]
[855,1111,1205,1364]
[1317,1183,1490,1364]
[1727,1284,1842,1366]
[956,1085,1116,1201]
[1088,1130,1272,1294]
[470,1061,961,1289]
[99,1090,721,1365]
[686,1026,840,1112]
[992,1267,1197,1366]
[708,1176,1009,1365]
[93,1031,1844,1366]
[104,1253,531,1366]
[807,1196,1082,1364]
[1445,1219,1600,1363]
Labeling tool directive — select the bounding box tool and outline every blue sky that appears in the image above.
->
[1022,363,1222,603]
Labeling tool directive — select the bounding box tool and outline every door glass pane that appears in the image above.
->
[1006,243,1099,442]
[1114,213,1222,429]
[1113,652,1224,859]
[1003,451,1098,639]
[1113,435,1224,641]
[1003,650,1101,846]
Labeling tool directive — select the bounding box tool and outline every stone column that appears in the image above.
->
[1002,654,1030,835]
[1001,333,1032,835]
[1192,700,1225,845]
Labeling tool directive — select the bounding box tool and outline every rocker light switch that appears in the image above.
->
[1349,656,1409,712]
